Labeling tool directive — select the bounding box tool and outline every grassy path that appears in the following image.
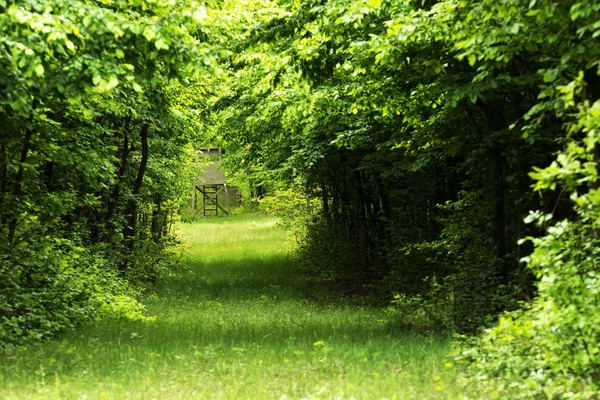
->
[0,217,459,399]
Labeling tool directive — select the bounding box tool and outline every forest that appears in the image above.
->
[1,0,599,398]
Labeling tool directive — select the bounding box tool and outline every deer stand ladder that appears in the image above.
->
[194,183,231,217]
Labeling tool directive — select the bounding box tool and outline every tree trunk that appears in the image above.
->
[584,69,600,240]
[0,141,7,222]
[123,122,150,260]
[321,185,330,225]
[8,106,36,246]
[489,145,508,280]
[151,193,162,242]
[42,161,55,191]
[353,169,371,271]
[105,132,131,240]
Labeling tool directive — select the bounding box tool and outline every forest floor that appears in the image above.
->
[0,216,462,399]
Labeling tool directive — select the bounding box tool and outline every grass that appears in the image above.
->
[0,216,461,399]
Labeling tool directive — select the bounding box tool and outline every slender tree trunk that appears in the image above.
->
[42,161,54,191]
[583,69,600,240]
[374,174,390,253]
[0,141,7,222]
[332,183,340,226]
[375,175,391,219]
[592,144,600,242]
[321,185,330,225]
[8,101,37,246]
[123,122,150,263]
[353,169,371,271]
[489,145,508,280]
[105,132,130,235]
[151,193,162,242]
[340,176,351,235]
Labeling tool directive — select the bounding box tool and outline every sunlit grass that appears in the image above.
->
[0,216,461,399]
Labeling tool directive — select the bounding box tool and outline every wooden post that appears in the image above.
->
[224,183,231,216]
[191,184,196,217]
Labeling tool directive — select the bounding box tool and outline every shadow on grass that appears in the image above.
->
[154,256,310,301]
[0,218,451,386]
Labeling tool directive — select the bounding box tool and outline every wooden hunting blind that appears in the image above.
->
[192,148,231,216]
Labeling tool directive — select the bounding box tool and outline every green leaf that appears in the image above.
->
[193,7,208,23]
[468,54,477,67]
[132,82,143,93]
[155,38,169,50]
[106,76,119,91]
[143,27,156,41]
[34,64,45,77]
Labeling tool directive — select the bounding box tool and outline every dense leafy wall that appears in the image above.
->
[212,0,562,330]
[0,0,219,345]
[210,0,600,395]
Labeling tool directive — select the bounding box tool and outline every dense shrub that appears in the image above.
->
[0,0,218,346]
[259,188,321,245]
[297,217,368,281]
[456,114,600,398]
[0,237,149,347]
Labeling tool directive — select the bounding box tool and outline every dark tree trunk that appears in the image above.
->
[340,176,351,234]
[353,169,371,271]
[375,175,391,219]
[42,161,55,191]
[332,182,341,225]
[584,69,600,240]
[321,185,330,225]
[489,145,508,280]
[374,174,391,254]
[151,193,162,242]
[105,132,131,239]
[123,122,150,262]
[592,145,600,242]
[0,141,7,221]
[8,105,36,246]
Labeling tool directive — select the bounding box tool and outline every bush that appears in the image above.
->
[259,188,321,247]
[0,237,150,347]
[297,217,367,281]
[118,237,180,286]
[455,218,600,399]
[456,109,600,398]
[385,292,455,334]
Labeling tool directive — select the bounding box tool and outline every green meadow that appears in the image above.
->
[0,217,460,399]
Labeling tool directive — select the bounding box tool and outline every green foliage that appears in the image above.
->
[206,0,560,332]
[201,2,600,395]
[385,292,455,334]
[456,105,600,397]
[0,236,148,346]
[116,237,180,287]
[297,216,368,281]
[451,0,600,396]
[0,0,222,345]
[258,187,320,242]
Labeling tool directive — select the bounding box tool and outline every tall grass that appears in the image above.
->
[0,216,460,399]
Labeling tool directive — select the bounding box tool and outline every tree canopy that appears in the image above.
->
[1,0,600,397]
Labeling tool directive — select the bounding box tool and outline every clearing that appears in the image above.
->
[0,217,459,399]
